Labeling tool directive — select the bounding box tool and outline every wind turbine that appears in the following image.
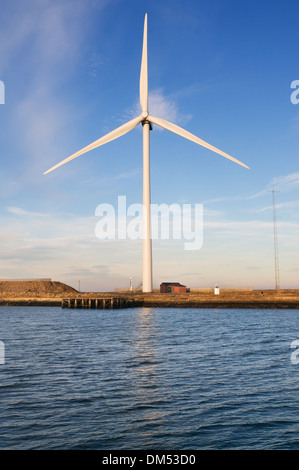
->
[44,13,249,293]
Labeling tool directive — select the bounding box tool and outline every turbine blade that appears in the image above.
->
[148,115,249,169]
[140,13,148,115]
[44,116,142,175]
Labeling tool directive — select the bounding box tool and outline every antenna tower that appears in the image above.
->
[272,187,280,290]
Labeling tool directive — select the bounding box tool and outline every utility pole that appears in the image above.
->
[272,187,280,291]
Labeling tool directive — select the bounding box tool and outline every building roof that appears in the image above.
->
[160,282,186,287]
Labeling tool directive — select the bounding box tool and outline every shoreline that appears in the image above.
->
[1,290,299,309]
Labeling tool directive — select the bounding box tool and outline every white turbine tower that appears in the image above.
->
[44,13,249,293]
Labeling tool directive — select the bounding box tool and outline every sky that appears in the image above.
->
[0,0,299,291]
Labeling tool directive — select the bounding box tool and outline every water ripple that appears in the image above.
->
[1,306,299,449]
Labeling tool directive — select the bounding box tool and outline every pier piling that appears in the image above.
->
[61,296,135,309]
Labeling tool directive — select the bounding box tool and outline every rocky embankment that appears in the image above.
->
[0,280,77,306]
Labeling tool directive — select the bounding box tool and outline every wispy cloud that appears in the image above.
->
[203,196,232,204]
[6,207,46,217]
[244,189,269,200]
[254,200,299,213]
[2,1,111,176]
[149,88,179,122]
[102,168,141,182]
[203,208,224,217]
[127,88,192,126]
[203,172,299,207]
[248,173,299,200]
[270,173,299,191]
[79,168,141,188]
[2,202,299,290]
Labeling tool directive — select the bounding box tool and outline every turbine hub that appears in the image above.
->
[142,111,149,119]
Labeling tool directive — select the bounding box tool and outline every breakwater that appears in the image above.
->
[1,289,299,309]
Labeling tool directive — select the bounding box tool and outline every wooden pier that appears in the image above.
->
[61,297,136,309]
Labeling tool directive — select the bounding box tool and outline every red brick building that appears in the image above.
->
[160,282,187,293]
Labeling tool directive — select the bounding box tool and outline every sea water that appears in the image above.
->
[0,306,299,450]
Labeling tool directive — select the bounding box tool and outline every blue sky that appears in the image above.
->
[0,0,299,291]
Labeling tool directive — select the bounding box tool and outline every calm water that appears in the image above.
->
[0,306,299,450]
